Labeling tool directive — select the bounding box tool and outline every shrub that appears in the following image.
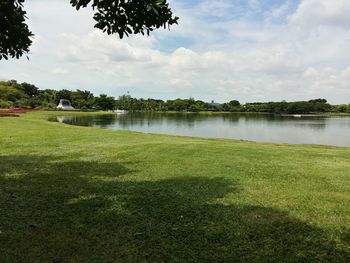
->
[0,99,12,108]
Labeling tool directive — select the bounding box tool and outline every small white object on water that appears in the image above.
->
[114,109,128,114]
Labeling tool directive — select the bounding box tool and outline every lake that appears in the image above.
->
[51,112,350,147]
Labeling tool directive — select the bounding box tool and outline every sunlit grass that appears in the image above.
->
[1,111,350,262]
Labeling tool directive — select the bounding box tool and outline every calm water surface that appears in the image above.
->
[52,112,350,147]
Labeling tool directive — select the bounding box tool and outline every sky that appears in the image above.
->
[1,0,350,103]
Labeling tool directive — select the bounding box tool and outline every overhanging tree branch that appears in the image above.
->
[0,0,33,60]
[71,0,179,38]
[0,0,178,60]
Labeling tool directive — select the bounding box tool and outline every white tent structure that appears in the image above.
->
[57,99,74,110]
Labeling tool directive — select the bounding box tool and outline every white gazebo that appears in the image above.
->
[57,99,74,110]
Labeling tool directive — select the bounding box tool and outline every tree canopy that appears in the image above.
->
[0,0,178,60]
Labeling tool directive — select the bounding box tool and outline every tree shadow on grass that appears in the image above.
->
[0,155,349,262]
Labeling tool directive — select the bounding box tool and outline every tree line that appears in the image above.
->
[1,80,350,114]
[0,80,114,111]
[116,96,350,114]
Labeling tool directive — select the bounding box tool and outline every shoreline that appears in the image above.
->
[40,111,350,148]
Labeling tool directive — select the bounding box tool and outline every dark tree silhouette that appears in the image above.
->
[0,0,33,60]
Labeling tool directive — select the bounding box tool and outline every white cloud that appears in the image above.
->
[52,68,68,75]
[265,0,293,21]
[303,67,318,78]
[289,0,350,29]
[341,67,350,78]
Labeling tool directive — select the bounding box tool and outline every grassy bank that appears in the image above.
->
[1,111,350,262]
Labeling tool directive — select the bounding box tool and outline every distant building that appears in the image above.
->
[209,100,221,107]
[57,99,74,110]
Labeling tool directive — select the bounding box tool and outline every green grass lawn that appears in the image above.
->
[1,111,350,262]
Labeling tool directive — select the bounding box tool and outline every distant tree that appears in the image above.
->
[21,82,39,97]
[0,80,22,90]
[71,90,95,108]
[218,103,230,112]
[116,94,132,110]
[286,102,313,114]
[229,100,240,107]
[171,99,188,111]
[96,94,115,111]
[217,100,242,112]
[0,83,24,102]
[0,0,178,60]
[38,89,57,108]
[56,89,73,104]
[0,99,12,108]
[333,104,348,113]
[309,98,328,104]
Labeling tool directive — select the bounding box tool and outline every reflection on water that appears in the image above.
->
[51,112,350,147]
